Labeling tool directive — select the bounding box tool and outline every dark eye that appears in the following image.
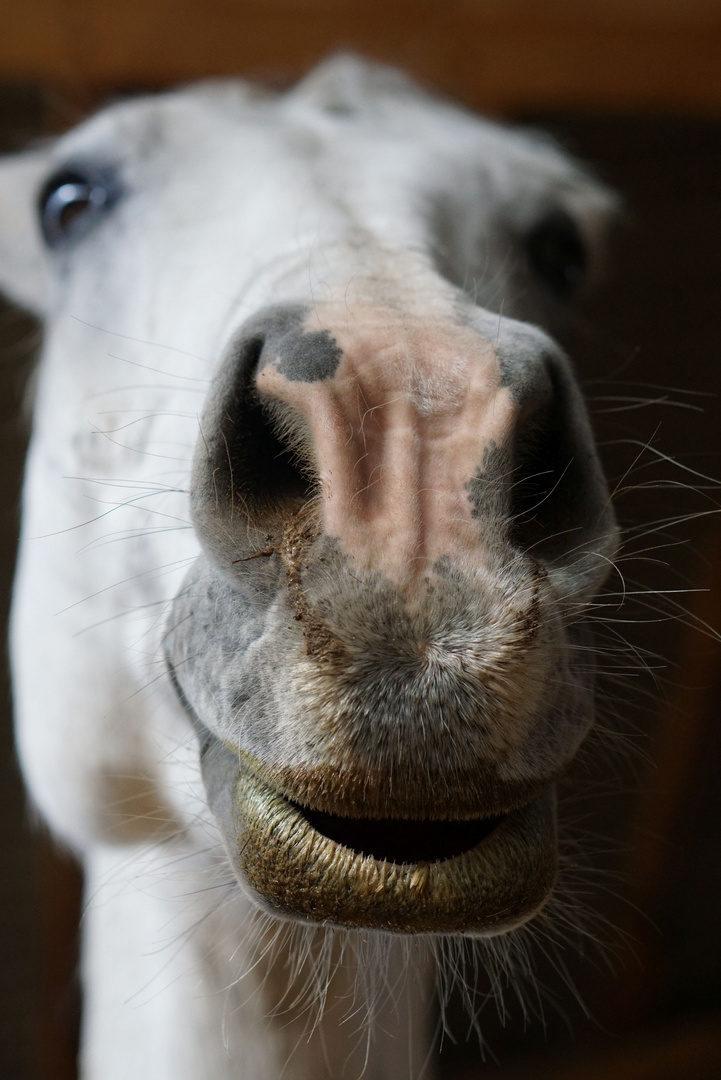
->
[39,168,116,246]
[525,210,587,301]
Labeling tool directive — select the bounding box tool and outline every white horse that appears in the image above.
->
[0,57,619,1079]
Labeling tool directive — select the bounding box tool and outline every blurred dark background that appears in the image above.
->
[0,3,720,1078]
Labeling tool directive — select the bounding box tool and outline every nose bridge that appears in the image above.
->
[254,302,520,583]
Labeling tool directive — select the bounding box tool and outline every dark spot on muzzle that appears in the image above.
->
[258,303,343,382]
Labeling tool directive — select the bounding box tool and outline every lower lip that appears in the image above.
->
[224,764,558,935]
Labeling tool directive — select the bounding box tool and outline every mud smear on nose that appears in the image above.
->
[279,503,349,667]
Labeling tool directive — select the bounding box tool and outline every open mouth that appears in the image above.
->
[295,803,506,864]
[212,754,559,936]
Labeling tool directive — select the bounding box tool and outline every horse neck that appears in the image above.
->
[80,845,437,1080]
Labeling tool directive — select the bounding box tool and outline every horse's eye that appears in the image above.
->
[525,210,587,301]
[39,169,114,246]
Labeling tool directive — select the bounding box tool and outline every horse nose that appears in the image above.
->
[192,302,614,590]
[252,306,521,585]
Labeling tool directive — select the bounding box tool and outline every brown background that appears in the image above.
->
[0,4,719,1079]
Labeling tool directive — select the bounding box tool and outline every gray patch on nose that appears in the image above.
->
[262,304,343,383]
[461,305,557,406]
[493,321,558,405]
[466,443,511,521]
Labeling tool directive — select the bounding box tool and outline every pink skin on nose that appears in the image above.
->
[256,304,517,585]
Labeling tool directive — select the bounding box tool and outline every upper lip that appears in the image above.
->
[232,746,557,821]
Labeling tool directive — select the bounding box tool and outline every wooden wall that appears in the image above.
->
[1,5,721,1080]
[1,0,721,113]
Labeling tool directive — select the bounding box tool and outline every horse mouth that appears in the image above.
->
[297,804,506,864]
[226,760,558,935]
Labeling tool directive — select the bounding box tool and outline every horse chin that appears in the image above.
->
[201,740,558,936]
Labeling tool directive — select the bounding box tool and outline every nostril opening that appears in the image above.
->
[509,364,602,562]
[196,334,315,527]
[243,399,314,515]
[509,414,573,558]
[241,339,316,515]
